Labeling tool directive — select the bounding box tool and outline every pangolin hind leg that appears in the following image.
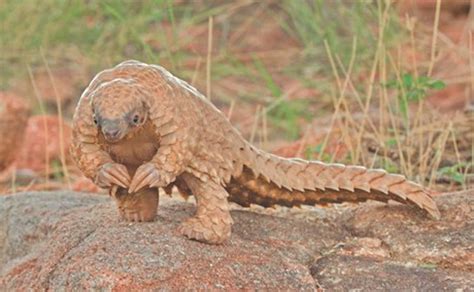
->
[178,173,233,244]
[112,187,159,222]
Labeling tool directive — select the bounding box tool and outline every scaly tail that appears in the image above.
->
[226,145,440,219]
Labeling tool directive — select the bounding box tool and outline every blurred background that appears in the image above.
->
[0,0,472,194]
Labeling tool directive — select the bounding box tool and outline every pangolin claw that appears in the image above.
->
[129,162,161,193]
[96,162,131,189]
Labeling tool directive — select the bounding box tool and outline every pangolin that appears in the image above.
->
[71,60,440,244]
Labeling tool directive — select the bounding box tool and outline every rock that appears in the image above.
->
[311,255,473,291]
[311,190,474,290]
[14,115,72,174]
[71,176,101,193]
[0,92,30,171]
[0,192,106,267]
[0,192,333,290]
[1,190,473,290]
[342,191,474,272]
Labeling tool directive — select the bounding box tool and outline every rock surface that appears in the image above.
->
[1,190,473,290]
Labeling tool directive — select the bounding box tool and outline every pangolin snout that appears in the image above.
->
[101,120,125,142]
[104,128,121,140]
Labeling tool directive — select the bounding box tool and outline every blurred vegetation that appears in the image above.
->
[0,0,402,135]
[1,0,400,90]
[0,0,471,191]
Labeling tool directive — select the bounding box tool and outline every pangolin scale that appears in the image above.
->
[71,60,440,244]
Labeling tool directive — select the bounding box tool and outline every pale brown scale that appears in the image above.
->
[71,60,441,245]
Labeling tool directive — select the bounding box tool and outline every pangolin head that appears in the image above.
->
[90,79,149,143]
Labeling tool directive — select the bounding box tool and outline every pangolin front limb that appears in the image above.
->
[71,60,440,245]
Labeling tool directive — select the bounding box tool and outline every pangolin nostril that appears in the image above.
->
[104,129,120,139]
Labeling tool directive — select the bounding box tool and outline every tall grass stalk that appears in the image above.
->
[27,65,50,185]
[40,50,71,189]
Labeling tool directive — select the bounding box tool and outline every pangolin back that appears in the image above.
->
[226,143,440,219]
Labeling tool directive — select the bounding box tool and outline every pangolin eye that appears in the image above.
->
[132,114,140,124]
[93,116,98,125]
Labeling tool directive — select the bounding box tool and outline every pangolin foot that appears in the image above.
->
[178,215,232,244]
[113,187,159,222]
[118,207,157,222]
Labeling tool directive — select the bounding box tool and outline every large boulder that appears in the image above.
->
[1,190,473,290]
